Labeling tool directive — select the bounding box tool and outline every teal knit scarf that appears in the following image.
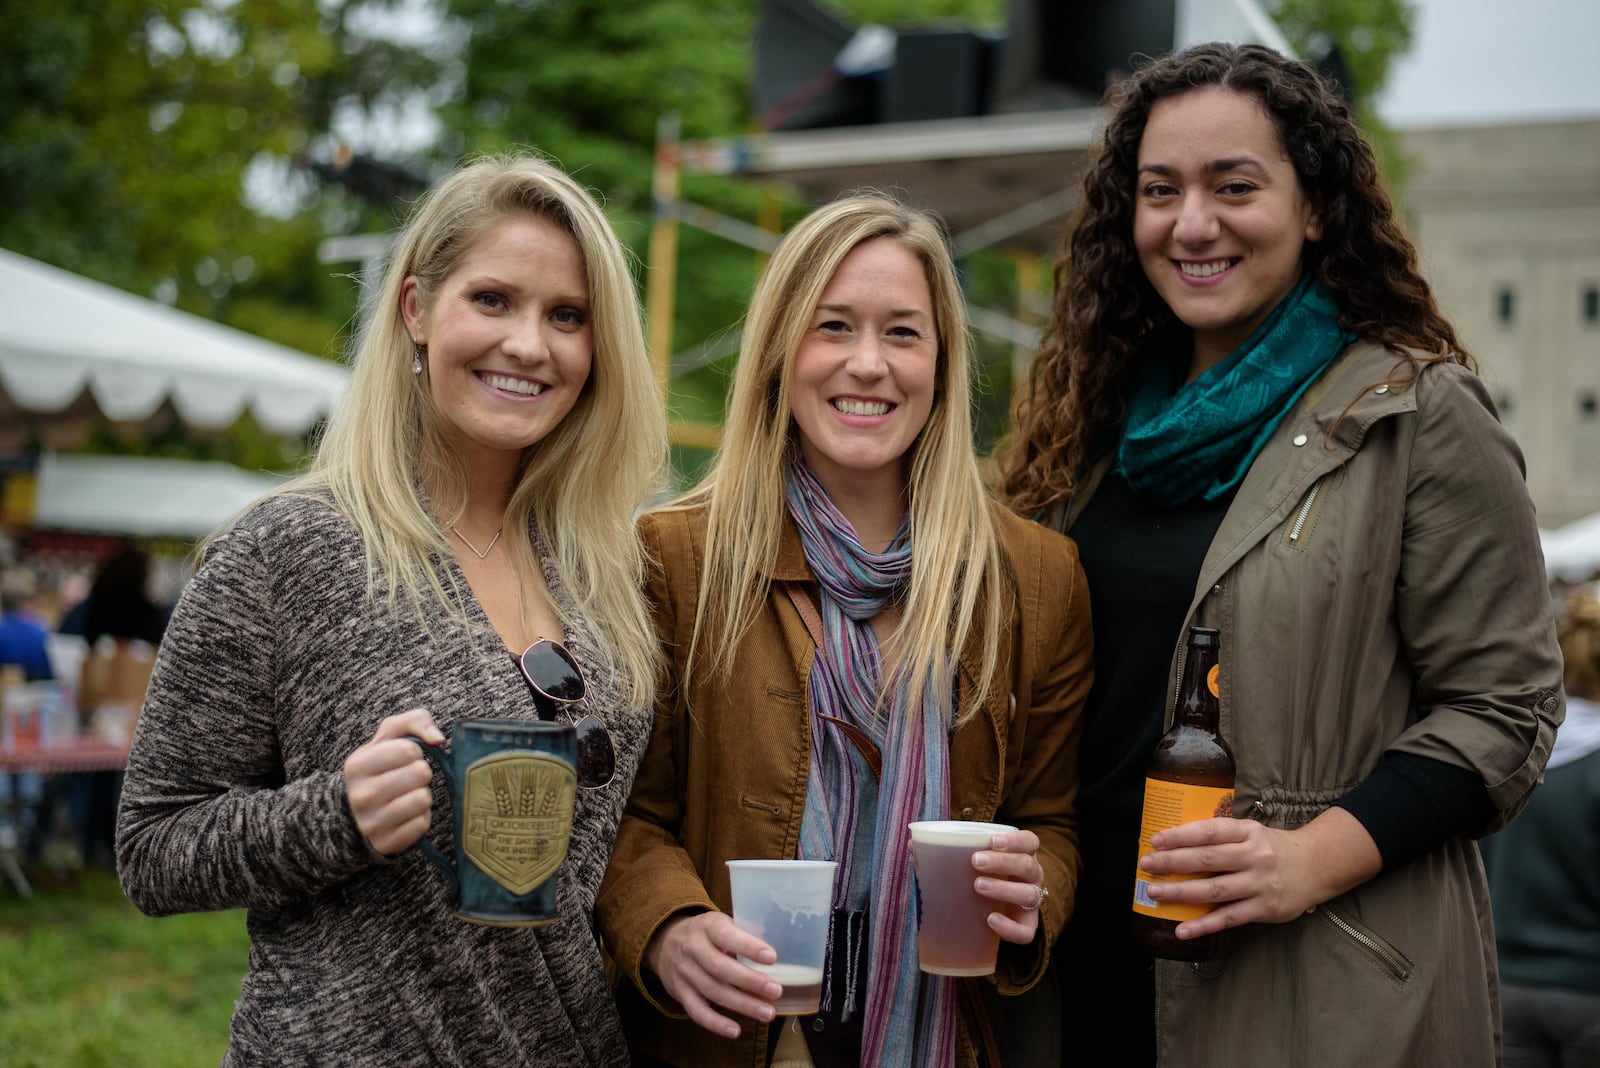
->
[1116,275,1355,508]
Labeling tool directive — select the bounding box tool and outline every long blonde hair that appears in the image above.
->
[271,152,666,712]
[671,192,1005,723]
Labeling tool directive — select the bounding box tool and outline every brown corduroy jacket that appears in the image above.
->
[596,499,1094,1067]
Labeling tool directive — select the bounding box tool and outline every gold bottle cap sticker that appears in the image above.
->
[1207,664,1220,698]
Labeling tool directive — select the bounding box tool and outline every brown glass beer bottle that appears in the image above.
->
[1130,626,1235,961]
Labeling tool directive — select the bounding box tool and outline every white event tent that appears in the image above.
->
[30,452,290,539]
[0,247,347,446]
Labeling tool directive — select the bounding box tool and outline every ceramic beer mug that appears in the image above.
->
[407,638,618,927]
[412,717,579,926]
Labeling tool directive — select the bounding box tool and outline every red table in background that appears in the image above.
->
[0,738,131,896]
[0,739,132,774]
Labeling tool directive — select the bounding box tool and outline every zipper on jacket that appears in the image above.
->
[1283,475,1326,547]
[1316,902,1413,984]
[1289,480,1321,541]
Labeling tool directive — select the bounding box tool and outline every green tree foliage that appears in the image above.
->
[838,0,1001,25]
[0,0,440,331]
[1271,0,1416,102]
[1269,0,1417,185]
[0,1,443,465]
[443,0,751,202]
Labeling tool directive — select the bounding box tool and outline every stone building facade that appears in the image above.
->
[1398,117,1600,527]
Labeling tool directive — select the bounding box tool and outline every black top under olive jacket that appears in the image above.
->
[1053,343,1565,1068]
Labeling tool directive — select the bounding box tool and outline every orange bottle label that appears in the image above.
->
[1131,779,1234,921]
[1207,664,1219,698]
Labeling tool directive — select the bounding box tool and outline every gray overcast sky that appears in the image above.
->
[1377,0,1600,126]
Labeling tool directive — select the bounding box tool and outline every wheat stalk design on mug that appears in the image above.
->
[519,771,538,817]
[491,768,515,817]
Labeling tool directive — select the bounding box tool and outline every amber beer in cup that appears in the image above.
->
[726,860,837,1014]
[909,820,1016,976]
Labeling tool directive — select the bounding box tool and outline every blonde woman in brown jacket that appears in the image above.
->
[999,44,1564,1066]
[596,193,1094,1067]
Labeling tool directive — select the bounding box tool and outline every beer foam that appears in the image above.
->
[748,963,824,985]
[908,821,1016,846]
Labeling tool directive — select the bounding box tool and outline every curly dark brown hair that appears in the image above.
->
[997,42,1473,517]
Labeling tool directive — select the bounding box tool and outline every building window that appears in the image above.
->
[1584,284,1599,324]
[1496,286,1516,326]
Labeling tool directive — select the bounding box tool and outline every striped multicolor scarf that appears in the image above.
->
[785,458,956,1068]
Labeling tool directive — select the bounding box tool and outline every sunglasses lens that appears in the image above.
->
[521,641,586,703]
[575,715,615,789]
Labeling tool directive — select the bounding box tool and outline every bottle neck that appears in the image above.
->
[1177,644,1220,730]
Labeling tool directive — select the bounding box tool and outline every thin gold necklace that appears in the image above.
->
[449,525,502,560]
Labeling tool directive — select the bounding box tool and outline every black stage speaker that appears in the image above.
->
[881,27,1001,124]
[992,0,1177,112]
[752,0,879,130]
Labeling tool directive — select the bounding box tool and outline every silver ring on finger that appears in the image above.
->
[1020,884,1048,911]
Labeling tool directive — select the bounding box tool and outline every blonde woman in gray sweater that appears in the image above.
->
[117,153,666,1066]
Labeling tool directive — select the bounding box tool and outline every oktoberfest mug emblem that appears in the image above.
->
[411,718,578,926]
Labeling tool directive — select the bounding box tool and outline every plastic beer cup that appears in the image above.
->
[909,820,1017,976]
[726,860,837,1014]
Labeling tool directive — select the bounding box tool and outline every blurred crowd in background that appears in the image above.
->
[1,536,175,876]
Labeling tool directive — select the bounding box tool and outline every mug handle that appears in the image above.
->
[404,736,458,905]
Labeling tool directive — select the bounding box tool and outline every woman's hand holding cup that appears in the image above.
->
[646,911,783,1039]
[972,828,1047,944]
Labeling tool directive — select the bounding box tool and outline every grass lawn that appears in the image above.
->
[0,864,247,1067]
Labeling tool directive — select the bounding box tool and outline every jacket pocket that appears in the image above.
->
[1315,900,1414,985]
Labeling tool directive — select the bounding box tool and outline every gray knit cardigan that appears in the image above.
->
[117,493,647,1066]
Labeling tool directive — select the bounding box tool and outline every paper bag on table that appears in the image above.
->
[79,638,156,739]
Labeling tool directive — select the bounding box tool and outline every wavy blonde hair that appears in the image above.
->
[669,192,1005,724]
[268,152,666,713]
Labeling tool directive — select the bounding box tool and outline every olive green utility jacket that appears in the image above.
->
[1055,342,1564,1067]
[597,499,1095,1067]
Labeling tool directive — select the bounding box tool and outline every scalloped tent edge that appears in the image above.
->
[0,247,348,439]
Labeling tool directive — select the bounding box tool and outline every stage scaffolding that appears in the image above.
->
[646,106,1107,450]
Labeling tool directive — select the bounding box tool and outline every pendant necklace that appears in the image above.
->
[450,525,503,560]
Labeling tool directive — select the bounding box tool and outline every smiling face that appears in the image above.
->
[1134,87,1323,375]
[401,213,593,475]
[788,236,938,498]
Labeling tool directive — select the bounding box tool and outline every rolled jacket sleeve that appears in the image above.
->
[1387,364,1564,831]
